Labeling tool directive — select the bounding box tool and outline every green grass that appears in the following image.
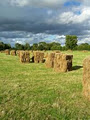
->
[0,51,90,120]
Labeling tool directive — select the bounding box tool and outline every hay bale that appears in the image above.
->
[45,52,55,68]
[44,53,48,58]
[54,53,73,72]
[0,50,5,53]
[20,51,30,63]
[25,51,30,63]
[34,51,44,63]
[39,52,45,63]
[16,50,21,57]
[67,50,73,52]
[83,57,90,100]
[82,50,88,53]
[10,50,16,56]
[54,50,61,53]
[20,51,25,63]
[0,51,5,53]
[5,49,10,55]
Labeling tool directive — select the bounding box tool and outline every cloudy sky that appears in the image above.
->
[0,0,90,46]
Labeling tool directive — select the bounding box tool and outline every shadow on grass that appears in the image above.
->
[72,66,83,70]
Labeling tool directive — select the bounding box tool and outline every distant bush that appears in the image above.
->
[0,42,11,50]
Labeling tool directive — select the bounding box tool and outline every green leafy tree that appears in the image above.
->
[38,42,49,50]
[0,42,11,50]
[24,43,30,50]
[38,44,44,50]
[50,42,62,50]
[65,35,78,50]
[77,43,90,50]
[15,43,24,50]
[32,43,38,50]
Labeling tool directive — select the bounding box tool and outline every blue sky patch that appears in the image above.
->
[74,11,81,15]
[64,1,81,7]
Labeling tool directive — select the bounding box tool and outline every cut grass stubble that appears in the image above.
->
[0,51,90,120]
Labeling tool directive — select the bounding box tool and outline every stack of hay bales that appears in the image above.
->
[20,51,30,63]
[5,49,10,55]
[45,52,55,68]
[10,50,16,56]
[54,53,73,72]
[16,50,21,57]
[34,51,44,63]
[83,57,90,100]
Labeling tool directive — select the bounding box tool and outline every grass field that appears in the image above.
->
[0,51,90,120]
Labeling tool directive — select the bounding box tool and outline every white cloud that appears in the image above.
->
[0,0,90,45]
[55,7,90,24]
[0,31,66,46]
[7,0,67,8]
[78,37,90,44]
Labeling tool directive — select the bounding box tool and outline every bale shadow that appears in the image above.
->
[72,66,83,71]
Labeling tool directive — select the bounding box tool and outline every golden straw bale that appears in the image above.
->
[54,53,73,72]
[5,49,10,55]
[39,52,44,63]
[20,51,30,63]
[44,53,48,58]
[16,50,21,57]
[0,51,5,53]
[67,50,73,52]
[10,50,16,56]
[33,51,44,63]
[83,57,90,100]
[45,52,55,68]
[54,50,61,53]
[82,50,88,53]
[20,51,26,63]
[25,51,30,63]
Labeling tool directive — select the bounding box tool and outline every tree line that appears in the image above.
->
[0,42,11,50]
[0,35,90,51]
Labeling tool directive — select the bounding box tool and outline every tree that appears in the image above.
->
[0,42,11,50]
[77,43,90,50]
[24,43,30,50]
[15,43,24,50]
[38,44,44,50]
[0,42,4,50]
[38,42,49,50]
[65,35,78,50]
[32,43,38,50]
[50,42,62,50]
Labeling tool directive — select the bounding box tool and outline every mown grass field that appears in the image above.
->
[0,51,90,120]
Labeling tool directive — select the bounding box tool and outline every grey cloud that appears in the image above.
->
[0,0,90,45]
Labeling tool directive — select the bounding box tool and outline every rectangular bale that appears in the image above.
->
[34,51,44,63]
[16,50,21,57]
[83,57,90,100]
[20,51,30,63]
[54,53,73,72]
[45,52,55,68]
[25,51,30,63]
[10,50,16,56]
[5,49,10,55]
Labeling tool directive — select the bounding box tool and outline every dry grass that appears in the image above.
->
[0,51,90,120]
